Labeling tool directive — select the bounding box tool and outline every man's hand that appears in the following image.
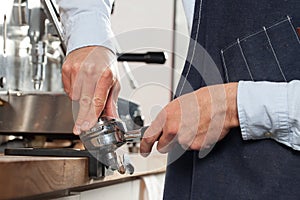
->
[140,83,239,156]
[62,46,120,135]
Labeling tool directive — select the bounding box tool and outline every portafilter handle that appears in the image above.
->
[124,126,149,143]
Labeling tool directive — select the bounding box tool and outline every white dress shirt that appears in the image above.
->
[182,0,195,30]
[56,0,115,54]
[57,0,300,151]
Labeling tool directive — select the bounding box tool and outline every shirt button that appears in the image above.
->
[264,132,272,137]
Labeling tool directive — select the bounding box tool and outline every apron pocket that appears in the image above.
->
[221,16,300,82]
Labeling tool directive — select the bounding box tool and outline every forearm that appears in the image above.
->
[56,0,115,54]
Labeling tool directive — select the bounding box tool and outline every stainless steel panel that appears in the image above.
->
[0,91,74,134]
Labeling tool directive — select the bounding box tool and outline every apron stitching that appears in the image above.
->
[263,26,287,82]
[223,30,263,52]
[237,38,255,81]
[178,0,203,96]
[176,1,203,200]
[287,15,300,45]
[221,49,230,82]
[268,17,289,29]
[222,18,289,53]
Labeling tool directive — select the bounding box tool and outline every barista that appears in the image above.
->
[57,0,300,199]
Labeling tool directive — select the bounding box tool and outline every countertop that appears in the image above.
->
[0,153,166,200]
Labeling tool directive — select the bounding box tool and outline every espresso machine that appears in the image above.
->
[0,0,71,135]
[0,0,166,177]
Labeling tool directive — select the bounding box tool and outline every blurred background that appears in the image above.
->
[111,0,190,124]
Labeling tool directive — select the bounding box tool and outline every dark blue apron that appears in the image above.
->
[164,0,300,199]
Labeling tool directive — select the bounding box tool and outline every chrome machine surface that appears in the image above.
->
[0,0,68,134]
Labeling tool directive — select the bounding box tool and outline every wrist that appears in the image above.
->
[225,82,239,128]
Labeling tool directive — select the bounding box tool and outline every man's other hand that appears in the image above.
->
[140,83,239,156]
[62,46,120,135]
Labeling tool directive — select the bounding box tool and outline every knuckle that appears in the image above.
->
[82,63,97,76]
[164,104,172,113]
[164,123,177,135]
[93,97,106,108]
[156,109,168,125]
[62,62,81,75]
[143,137,155,145]
[73,62,81,70]
[75,117,84,125]
[80,96,92,106]
[62,62,72,73]
[102,68,113,79]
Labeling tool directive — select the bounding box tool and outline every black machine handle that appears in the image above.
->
[117,52,167,64]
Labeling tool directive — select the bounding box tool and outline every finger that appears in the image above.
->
[103,80,120,118]
[79,105,100,132]
[140,110,167,157]
[80,69,115,131]
[156,100,180,153]
[140,127,162,157]
[93,67,114,118]
[156,131,177,153]
[73,73,96,134]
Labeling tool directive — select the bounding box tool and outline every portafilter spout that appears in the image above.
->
[27,0,48,90]
[79,116,148,175]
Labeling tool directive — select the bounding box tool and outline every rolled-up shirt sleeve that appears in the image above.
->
[237,80,300,151]
[56,0,115,54]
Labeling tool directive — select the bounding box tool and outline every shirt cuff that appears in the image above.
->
[63,12,115,55]
[237,81,292,148]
